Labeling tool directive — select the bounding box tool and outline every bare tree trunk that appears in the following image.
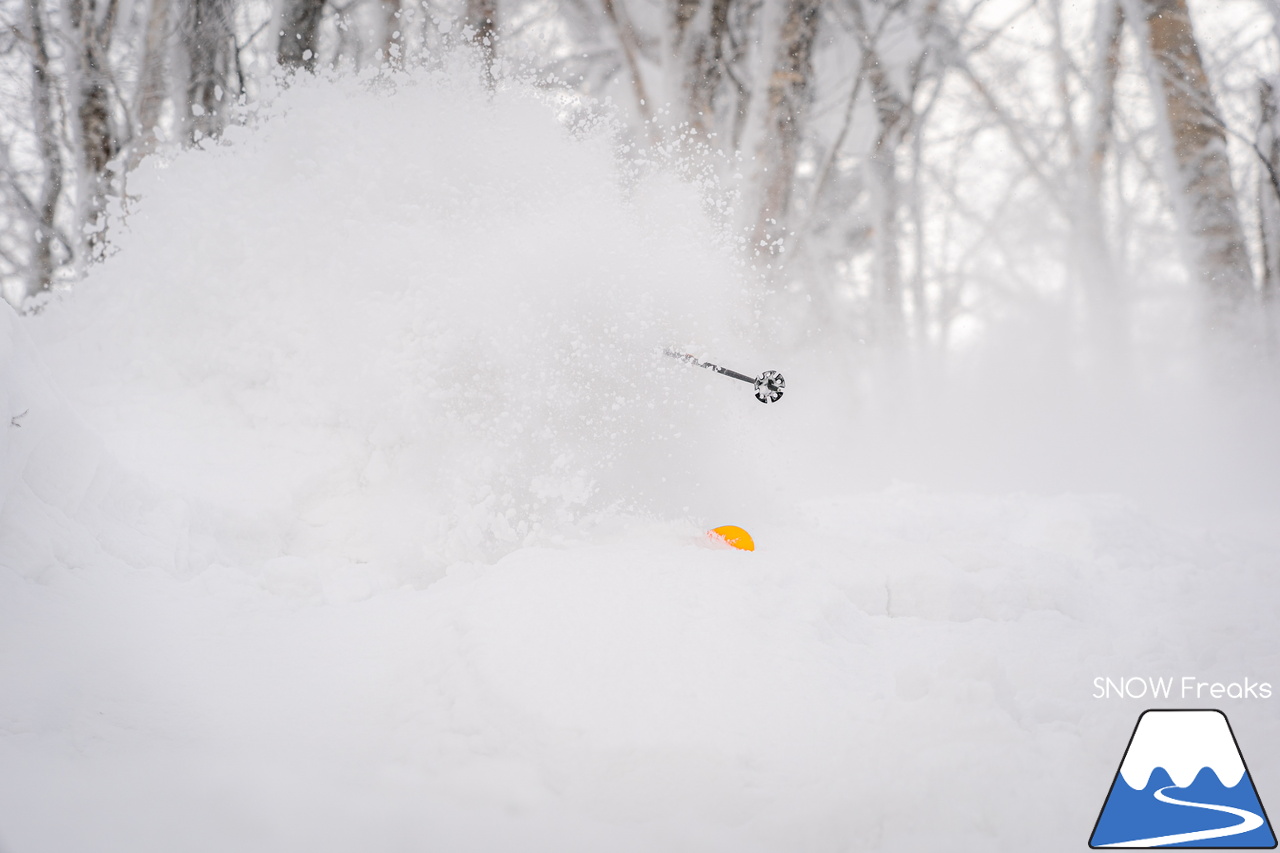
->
[382,0,404,65]
[466,0,497,89]
[1259,78,1280,349]
[668,0,702,128]
[752,0,819,258]
[600,0,655,132]
[1071,0,1126,353]
[278,0,324,70]
[26,0,64,296]
[723,0,755,153]
[868,139,905,340]
[135,0,172,160]
[1087,0,1124,185]
[848,0,917,342]
[185,0,237,140]
[666,0,730,140]
[1130,0,1254,326]
[68,0,121,260]
[330,2,359,67]
[907,97,929,344]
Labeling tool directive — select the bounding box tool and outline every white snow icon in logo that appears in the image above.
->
[1090,709,1276,848]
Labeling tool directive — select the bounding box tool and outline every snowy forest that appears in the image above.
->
[2,0,1280,352]
[3,0,1280,851]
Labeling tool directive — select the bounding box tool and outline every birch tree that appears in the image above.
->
[135,0,173,159]
[68,0,122,258]
[1258,79,1280,307]
[1071,0,1126,350]
[753,0,820,258]
[1128,0,1254,323]
[599,0,656,129]
[184,0,238,139]
[278,0,325,70]
[466,0,497,89]
[846,0,939,341]
[382,0,404,65]
[665,0,728,138]
[21,0,65,295]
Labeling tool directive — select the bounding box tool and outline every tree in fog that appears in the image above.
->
[466,0,497,88]
[666,0,733,140]
[752,0,820,258]
[278,0,325,71]
[14,0,66,295]
[135,0,175,159]
[1259,79,1280,328]
[68,0,121,256]
[1061,0,1126,351]
[1127,0,1254,328]
[845,0,940,342]
[184,0,238,139]
[1,0,1279,365]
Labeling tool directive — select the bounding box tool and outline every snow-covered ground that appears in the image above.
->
[2,70,1279,852]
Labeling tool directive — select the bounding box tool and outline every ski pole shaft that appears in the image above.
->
[662,348,786,404]
[663,349,754,384]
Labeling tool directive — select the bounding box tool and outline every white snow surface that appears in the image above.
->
[1119,710,1245,790]
[2,70,1279,852]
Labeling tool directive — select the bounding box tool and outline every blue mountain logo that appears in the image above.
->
[1090,709,1276,848]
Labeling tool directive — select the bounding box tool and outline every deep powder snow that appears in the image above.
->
[1,70,1278,853]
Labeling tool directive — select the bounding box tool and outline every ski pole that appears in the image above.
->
[663,348,786,404]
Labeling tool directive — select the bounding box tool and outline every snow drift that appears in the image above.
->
[0,301,111,578]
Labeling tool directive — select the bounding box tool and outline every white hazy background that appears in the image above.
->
[1,69,1279,852]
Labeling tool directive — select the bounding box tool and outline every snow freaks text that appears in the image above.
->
[1093,677,1273,700]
